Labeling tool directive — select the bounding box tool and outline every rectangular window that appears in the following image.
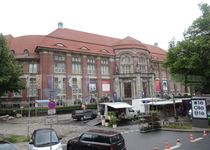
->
[54,55,66,73]
[101,59,109,75]
[72,56,82,74]
[72,77,82,99]
[29,78,37,97]
[29,64,37,73]
[13,91,22,97]
[87,57,96,75]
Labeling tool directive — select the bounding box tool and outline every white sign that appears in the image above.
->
[192,99,207,119]
[45,115,58,125]
[102,83,110,92]
[48,109,56,115]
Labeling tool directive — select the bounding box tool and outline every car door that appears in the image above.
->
[79,133,94,150]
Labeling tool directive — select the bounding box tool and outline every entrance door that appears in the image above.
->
[124,82,131,98]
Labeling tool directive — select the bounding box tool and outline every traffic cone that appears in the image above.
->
[164,142,170,150]
[176,137,181,146]
[190,132,194,143]
[154,145,158,150]
[203,130,207,137]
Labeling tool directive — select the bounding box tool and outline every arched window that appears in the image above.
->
[120,55,133,74]
[24,49,29,56]
[10,50,15,55]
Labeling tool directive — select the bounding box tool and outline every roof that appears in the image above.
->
[100,102,132,108]
[86,129,119,136]
[112,36,147,50]
[7,27,167,60]
[146,99,183,106]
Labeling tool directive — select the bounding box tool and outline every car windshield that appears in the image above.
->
[0,142,18,150]
[34,130,59,147]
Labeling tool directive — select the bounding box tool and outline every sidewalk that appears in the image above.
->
[0,114,131,150]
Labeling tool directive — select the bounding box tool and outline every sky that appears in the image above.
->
[1,0,209,50]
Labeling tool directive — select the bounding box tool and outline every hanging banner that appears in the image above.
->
[162,80,167,91]
[155,80,161,92]
[89,83,96,92]
[47,75,53,89]
[102,80,110,92]
[67,75,72,87]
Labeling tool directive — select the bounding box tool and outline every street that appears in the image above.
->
[1,115,210,150]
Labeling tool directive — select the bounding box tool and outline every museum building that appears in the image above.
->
[2,22,184,107]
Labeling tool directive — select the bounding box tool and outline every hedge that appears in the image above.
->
[0,103,97,117]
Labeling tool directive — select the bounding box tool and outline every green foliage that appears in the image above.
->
[164,3,210,93]
[3,135,29,143]
[108,111,117,127]
[0,104,97,116]
[0,34,25,98]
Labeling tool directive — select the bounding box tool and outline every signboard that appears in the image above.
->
[192,99,207,119]
[191,98,208,128]
[102,80,110,92]
[45,115,58,125]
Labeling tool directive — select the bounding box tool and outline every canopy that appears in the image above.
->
[146,99,182,106]
[100,102,132,109]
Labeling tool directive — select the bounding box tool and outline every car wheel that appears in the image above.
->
[67,144,73,150]
[80,116,84,121]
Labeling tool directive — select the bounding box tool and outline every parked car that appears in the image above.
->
[71,109,97,121]
[28,128,63,150]
[67,129,126,150]
[0,141,19,150]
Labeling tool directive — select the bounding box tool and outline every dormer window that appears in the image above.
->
[24,49,29,56]
[80,46,89,50]
[10,50,15,55]
[55,43,65,47]
[100,49,109,53]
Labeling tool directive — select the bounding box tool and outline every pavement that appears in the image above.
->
[0,114,209,150]
[0,114,133,150]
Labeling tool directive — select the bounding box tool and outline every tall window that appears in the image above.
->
[29,78,37,97]
[87,57,96,75]
[138,56,147,73]
[161,67,167,79]
[72,77,82,100]
[153,63,159,79]
[72,56,82,74]
[13,91,22,97]
[54,55,65,73]
[29,63,37,73]
[54,77,66,94]
[120,55,133,74]
[101,58,109,75]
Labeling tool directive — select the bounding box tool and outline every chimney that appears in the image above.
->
[154,42,158,47]
[58,22,64,29]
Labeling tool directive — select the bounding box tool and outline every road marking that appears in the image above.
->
[170,145,181,149]
[192,137,203,142]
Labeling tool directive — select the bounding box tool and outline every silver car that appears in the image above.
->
[28,128,63,150]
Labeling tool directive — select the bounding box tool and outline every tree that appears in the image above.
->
[164,3,210,94]
[0,34,25,99]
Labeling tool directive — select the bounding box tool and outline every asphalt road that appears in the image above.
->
[123,130,210,150]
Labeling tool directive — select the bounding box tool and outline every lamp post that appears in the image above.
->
[25,74,31,138]
[172,93,177,122]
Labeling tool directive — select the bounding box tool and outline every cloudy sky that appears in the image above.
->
[1,0,208,50]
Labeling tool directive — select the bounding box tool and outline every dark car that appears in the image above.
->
[0,141,19,150]
[67,129,126,150]
[71,109,97,121]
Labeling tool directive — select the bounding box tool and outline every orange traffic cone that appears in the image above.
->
[154,145,158,150]
[164,142,170,150]
[190,132,194,143]
[203,130,207,137]
[176,137,181,146]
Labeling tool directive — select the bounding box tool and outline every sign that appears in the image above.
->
[48,100,56,109]
[45,115,58,125]
[102,80,110,92]
[191,98,208,128]
[192,99,207,119]
[48,109,56,115]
